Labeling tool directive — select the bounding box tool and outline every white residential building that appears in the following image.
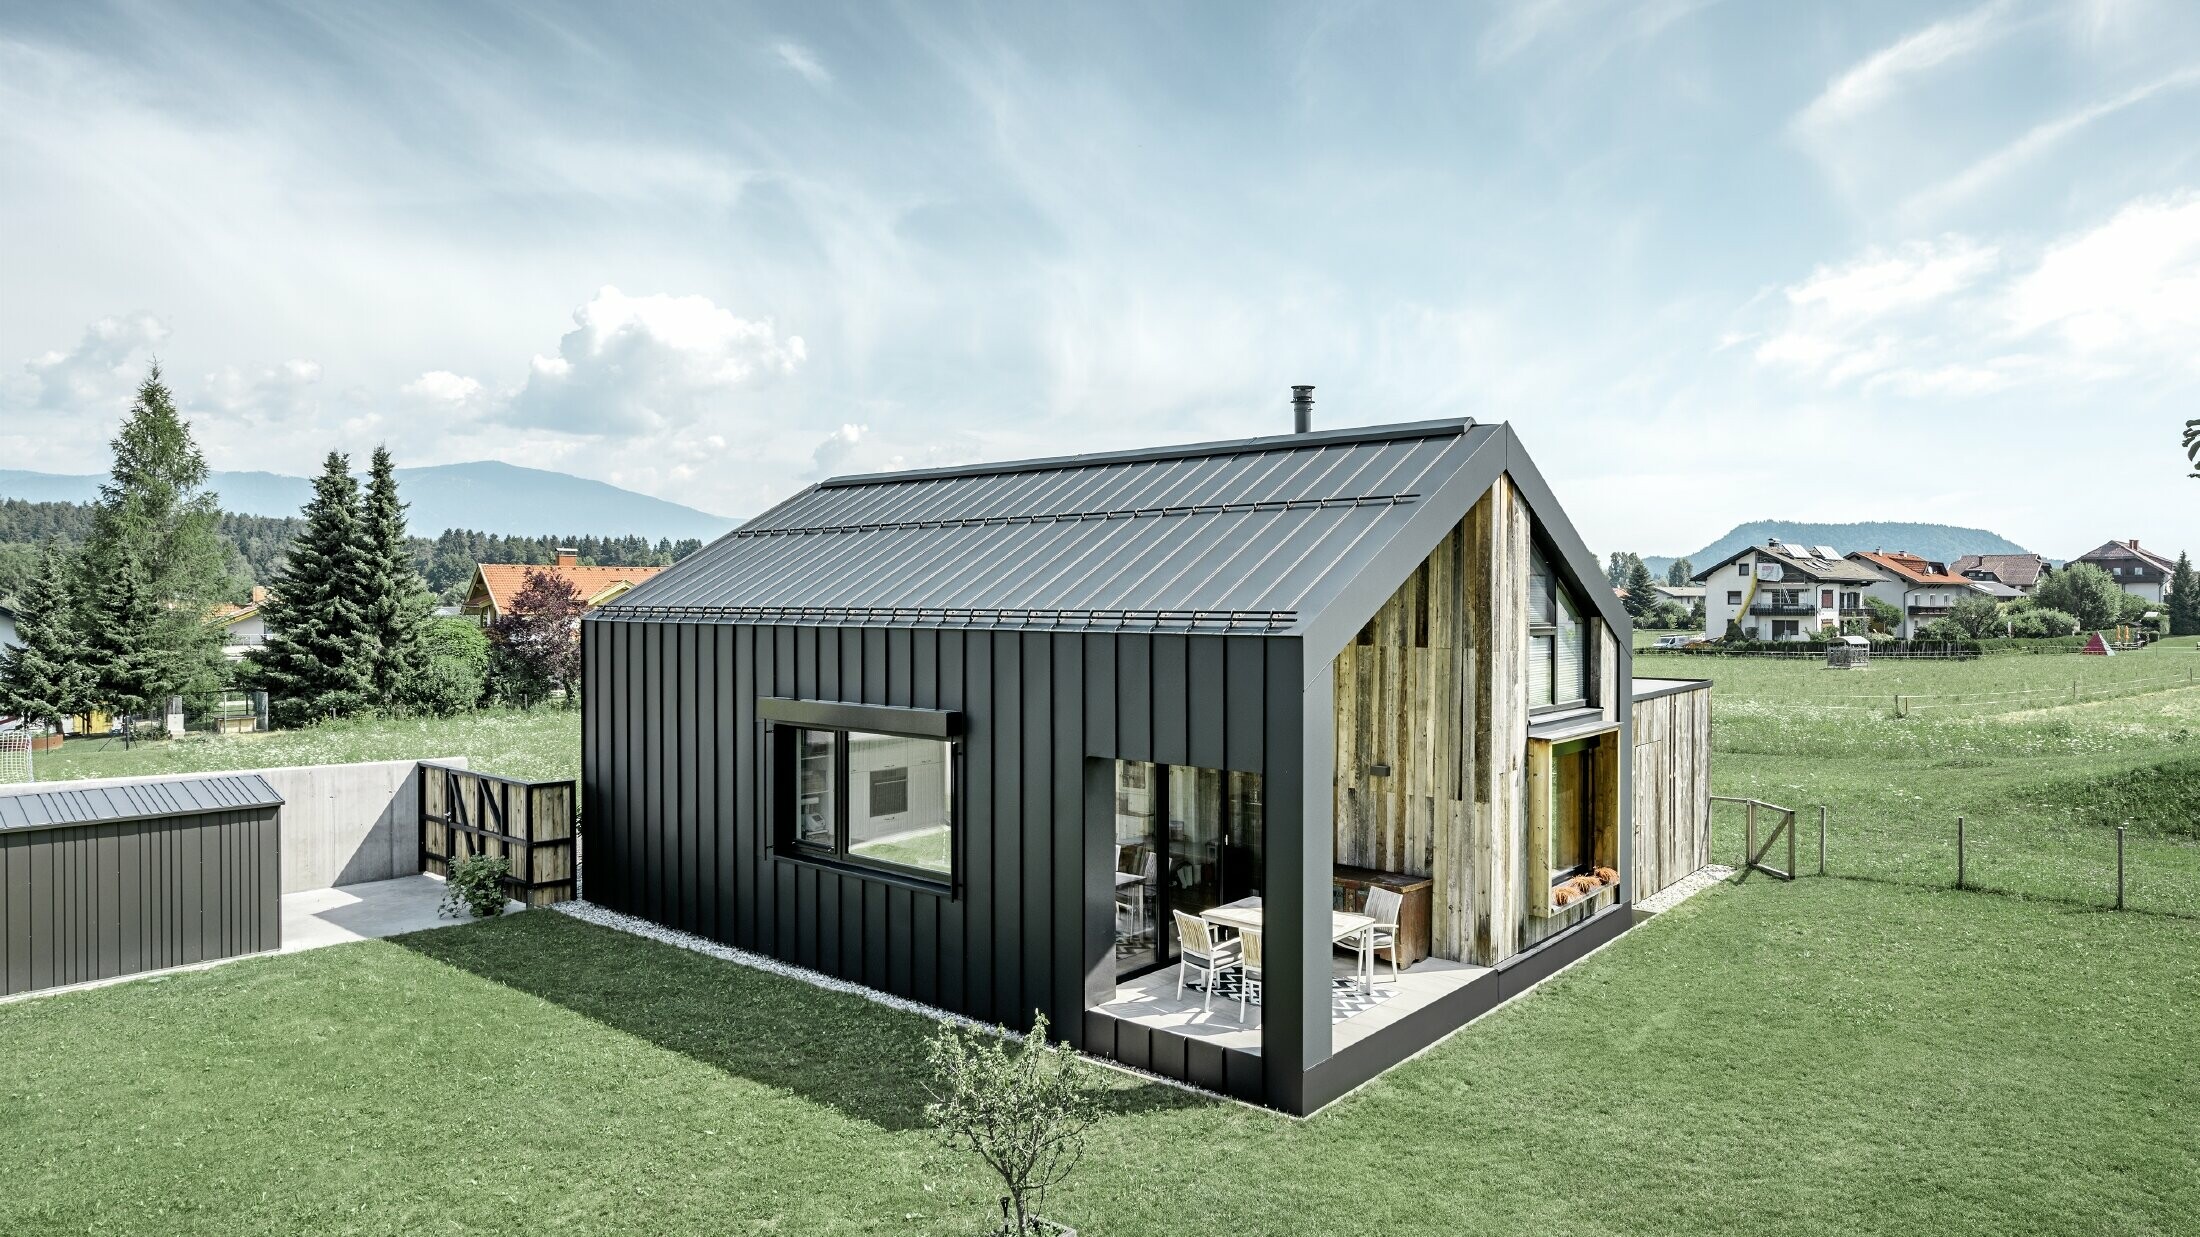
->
[1846,552,1987,638]
[1691,540,1881,642]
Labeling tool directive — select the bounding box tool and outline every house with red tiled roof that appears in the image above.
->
[461,549,667,624]
[2071,539,2178,604]
[1847,551,1988,637]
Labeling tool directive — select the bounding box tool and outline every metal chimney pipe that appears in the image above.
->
[1291,385,1315,433]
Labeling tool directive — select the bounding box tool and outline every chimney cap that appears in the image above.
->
[1291,385,1314,434]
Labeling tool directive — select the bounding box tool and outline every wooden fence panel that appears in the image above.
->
[419,764,577,906]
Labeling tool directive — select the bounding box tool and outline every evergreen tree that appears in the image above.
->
[0,542,95,731]
[1622,558,1658,620]
[2168,553,2200,637]
[78,364,228,703]
[84,553,166,719]
[359,446,434,708]
[247,452,375,727]
[1666,557,1694,587]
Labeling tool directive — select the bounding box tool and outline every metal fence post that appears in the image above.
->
[1786,808,1796,881]
[2116,826,2126,911]
[1818,805,1828,876]
[1956,815,1966,890]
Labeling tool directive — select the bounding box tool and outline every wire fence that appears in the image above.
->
[1735,667,2200,718]
[1710,799,2200,920]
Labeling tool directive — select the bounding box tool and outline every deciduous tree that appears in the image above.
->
[488,568,585,709]
[1666,557,1694,587]
[2032,562,2125,632]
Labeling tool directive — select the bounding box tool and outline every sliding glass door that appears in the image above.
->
[1112,760,1264,980]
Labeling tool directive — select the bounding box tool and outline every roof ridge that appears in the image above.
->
[815,417,1475,489]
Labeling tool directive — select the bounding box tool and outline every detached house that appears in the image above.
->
[580,400,1714,1114]
[2072,540,2177,603]
[1950,553,2050,596]
[1848,551,1986,638]
[461,549,667,624]
[1691,540,1879,641]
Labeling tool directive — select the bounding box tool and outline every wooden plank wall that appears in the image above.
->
[1470,478,1532,964]
[422,769,578,906]
[0,808,280,996]
[1630,684,1712,898]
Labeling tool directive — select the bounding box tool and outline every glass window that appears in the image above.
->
[1529,546,1589,712]
[1550,742,1591,878]
[784,727,954,880]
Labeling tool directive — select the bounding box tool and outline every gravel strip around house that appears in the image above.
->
[551,899,1241,1107]
[1635,864,1734,914]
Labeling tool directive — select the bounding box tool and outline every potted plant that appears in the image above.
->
[924,1012,1096,1236]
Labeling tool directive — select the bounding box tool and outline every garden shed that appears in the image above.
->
[581,406,1715,1113]
[1,774,284,997]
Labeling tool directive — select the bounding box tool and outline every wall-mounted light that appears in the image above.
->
[1368,762,1392,777]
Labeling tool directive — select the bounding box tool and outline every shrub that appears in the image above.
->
[925,1011,1098,1237]
[2033,563,2124,630]
[1947,594,2003,638]
[2007,606,2078,638]
[403,617,491,716]
[440,853,511,919]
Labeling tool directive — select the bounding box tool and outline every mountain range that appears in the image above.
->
[1644,520,2035,579]
[0,461,738,542]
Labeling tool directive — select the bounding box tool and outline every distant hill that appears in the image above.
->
[1644,520,2034,578]
[0,461,737,542]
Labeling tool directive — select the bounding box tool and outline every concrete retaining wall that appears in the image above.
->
[46,758,468,893]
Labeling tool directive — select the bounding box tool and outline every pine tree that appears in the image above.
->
[0,542,95,731]
[360,446,434,709]
[2169,552,2200,637]
[1623,558,1658,620]
[78,364,228,703]
[247,452,375,727]
[84,554,166,719]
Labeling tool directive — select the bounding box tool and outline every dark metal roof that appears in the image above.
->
[0,774,285,833]
[602,419,1498,634]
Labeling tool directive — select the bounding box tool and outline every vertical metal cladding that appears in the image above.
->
[579,616,1279,1051]
[0,778,283,997]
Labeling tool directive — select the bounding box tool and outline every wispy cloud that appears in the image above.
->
[773,39,831,87]
[1794,0,2015,132]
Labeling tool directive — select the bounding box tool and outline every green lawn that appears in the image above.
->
[4,882,2195,1235]
[1638,640,2200,916]
[31,707,582,784]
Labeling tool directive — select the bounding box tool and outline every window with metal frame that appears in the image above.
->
[783,727,955,881]
[1528,545,1590,713]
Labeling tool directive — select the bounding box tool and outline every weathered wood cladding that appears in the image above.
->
[1331,479,1633,967]
[579,617,1291,1047]
[420,767,577,907]
[1629,683,1712,899]
[0,808,280,996]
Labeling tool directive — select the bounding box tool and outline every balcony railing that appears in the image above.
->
[1748,602,1820,616]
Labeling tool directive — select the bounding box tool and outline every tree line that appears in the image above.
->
[0,496,699,604]
[1605,551,1702,630]
[0,365,617,735]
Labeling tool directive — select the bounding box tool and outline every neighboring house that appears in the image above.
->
[461,549,667,624]
[209,587,270,661]
[2071,539,2177,603]
[1950,552,2051,596]
[580,409,1715,1115]
[1691,540,1881,641]
[1848,551,1986,638]
[1652,583,1704,608]
[0,602,18,653]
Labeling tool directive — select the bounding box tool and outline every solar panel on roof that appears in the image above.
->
[1813,545,1839,560]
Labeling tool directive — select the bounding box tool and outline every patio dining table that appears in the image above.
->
[1201,898,1378,996]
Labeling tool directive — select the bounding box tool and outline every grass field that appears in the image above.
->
[1639,640,2200,916]
[31,707,582,784]
[5,883,2196,1236]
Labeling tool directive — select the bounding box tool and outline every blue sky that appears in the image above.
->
[3,1,2197,561]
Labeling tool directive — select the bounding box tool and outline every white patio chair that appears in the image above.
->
[1236,928,1264,1024]
[1360,886,1404,987]
[1172,910,1241,1013]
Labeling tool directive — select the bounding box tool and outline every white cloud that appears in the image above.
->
[773,40,831,87]
[199,358,322,420]
[2006,192,2200,362]
[1796,1,2014,132]
[1783,237,2000,320]
[21,313,169,410]
[507,286,806,435]
[806,422,982,480]
[402,369,488,407]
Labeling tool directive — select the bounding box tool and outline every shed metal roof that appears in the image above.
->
[0,774,285,833]
[603,419,1502,634]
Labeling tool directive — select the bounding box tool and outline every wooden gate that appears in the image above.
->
[419,764,577,906]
